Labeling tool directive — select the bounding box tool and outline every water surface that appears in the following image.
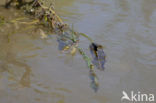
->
[0,0,156,103]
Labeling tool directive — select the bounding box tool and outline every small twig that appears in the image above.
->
[79,33,93,43]
[78,47,99,92]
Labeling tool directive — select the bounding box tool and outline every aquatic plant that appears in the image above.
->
[90,43,106,71]
[3,0,106,92]
[0,16,5,26]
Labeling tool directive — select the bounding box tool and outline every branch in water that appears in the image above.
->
[3,0,106,92]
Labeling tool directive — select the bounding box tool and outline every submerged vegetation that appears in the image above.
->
[2,0,106,92]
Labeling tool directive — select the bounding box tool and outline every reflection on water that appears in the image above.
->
[0,0,156,103]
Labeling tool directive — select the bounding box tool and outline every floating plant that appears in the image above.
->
[3,0,106,92]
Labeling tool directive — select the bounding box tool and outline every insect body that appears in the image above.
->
[89,43,106,70]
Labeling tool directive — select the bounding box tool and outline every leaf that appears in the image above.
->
[89,69,99,92]
[70,47,77,55]
[39,29,47,39]
[62,46,70,51]
[89,42,106,70]
[44,16,48,22]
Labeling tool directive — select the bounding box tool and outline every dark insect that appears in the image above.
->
[89,42,106,70]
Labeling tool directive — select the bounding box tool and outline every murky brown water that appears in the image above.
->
[0,0,156,103]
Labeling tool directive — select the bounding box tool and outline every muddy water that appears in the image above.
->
[0,0,156,103]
